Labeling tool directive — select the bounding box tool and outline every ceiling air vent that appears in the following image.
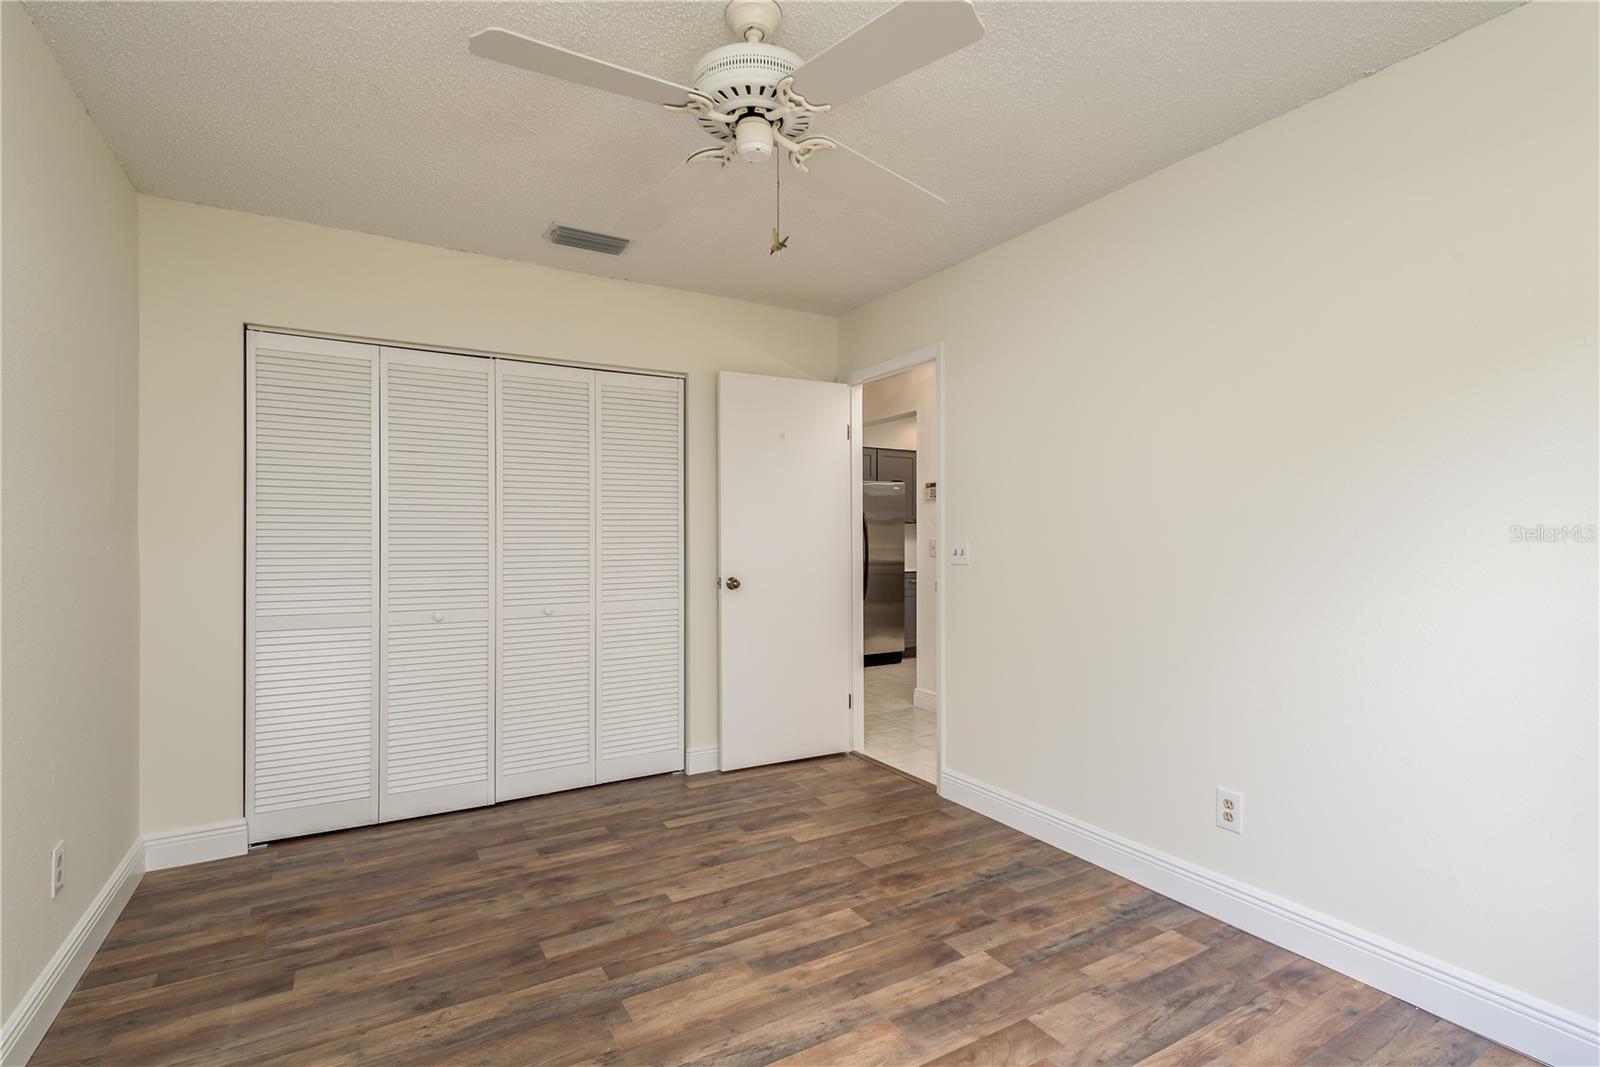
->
[546,224,630,256]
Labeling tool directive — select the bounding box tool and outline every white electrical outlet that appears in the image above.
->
[1216,788,1243,834]
[50,842,65,898]
[950,538,971,566]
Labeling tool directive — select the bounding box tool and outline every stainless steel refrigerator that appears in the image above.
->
[864,481,907,664]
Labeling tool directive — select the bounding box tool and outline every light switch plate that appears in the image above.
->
[951,538,971,566]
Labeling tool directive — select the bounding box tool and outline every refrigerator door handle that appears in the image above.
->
[863,515,869,595]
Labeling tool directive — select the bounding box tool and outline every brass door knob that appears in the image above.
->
[725,577,741,590]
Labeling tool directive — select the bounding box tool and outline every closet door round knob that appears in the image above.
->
[725,577,741,590]
[432,611,444,622]
[543,607,555,616]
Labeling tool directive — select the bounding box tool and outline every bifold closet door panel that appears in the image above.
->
[596,371,685,783]
[496,360,597,801]
[380,348,495,822]
[246,331,380,843]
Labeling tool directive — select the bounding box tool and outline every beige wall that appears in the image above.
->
[1,0,141,1025]
[839,2,1598,1020]
[137,197,835,834]
[862,363,938,697]
[862,413,915,452]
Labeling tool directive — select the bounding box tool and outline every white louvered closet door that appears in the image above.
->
[380,348,496,822]
[596,372,685,783]
[496,360,597,801]
[246,331,380,843]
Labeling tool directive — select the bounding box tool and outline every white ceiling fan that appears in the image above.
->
[468,1,985,236]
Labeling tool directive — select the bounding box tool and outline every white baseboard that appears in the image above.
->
[1,838,144,1065]
[143,820,249,872]
[913,687,938,711]
[685,745,720,775]
[939,769,1598,1067]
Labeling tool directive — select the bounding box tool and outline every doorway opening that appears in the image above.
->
[852,358,938,784]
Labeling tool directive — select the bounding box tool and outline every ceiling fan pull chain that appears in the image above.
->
[770,155,788,256]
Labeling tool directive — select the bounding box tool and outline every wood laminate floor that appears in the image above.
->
[34,756,1530,1066]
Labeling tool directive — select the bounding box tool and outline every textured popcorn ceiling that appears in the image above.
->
[25,1,1513,314]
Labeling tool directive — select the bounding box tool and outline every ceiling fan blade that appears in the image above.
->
[788,1,984,107]
[803,141,946,222]
[614,151,726,234]
[468,28,691,107]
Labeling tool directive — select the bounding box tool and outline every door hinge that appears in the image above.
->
[846,424,851,440]
[848,693,853,708]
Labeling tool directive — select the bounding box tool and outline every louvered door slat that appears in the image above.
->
[597,372,684,783]
[380,348,495,822]
[496,360,598,800]
[246,331,380,842]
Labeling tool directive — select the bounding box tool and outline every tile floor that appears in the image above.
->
[861,657,936,783]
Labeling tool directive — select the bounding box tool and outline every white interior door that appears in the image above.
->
[496,360,597,800]
[717,371,852,770]
[380,347,496,821]
[246,331,380,842]
[596,371,685,782]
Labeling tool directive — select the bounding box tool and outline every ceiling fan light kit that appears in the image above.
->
[734,115,775,163]
[468,0,984,238]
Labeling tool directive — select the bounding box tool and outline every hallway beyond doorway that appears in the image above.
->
[861,658,935,783]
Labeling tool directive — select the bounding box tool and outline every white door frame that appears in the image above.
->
[843,343,945,789]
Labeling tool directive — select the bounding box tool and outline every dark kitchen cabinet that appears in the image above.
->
[863,447,917,523]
